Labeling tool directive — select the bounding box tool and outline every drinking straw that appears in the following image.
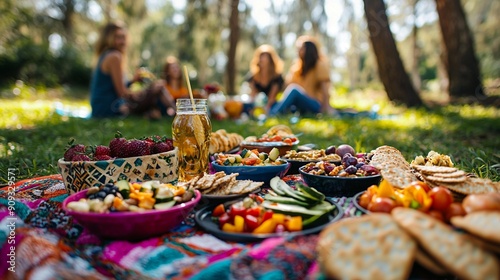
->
[183,65,196,111]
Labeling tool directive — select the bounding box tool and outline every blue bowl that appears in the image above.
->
[211,161,290,185]
[299,166,381,197]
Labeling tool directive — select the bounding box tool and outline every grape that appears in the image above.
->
[356,162,365,168]
[360,165,379,175]
[346,156,358,166]
[324,163,334,174]
[325,145,336,155]
[96,191,107,199]
[345,165,357,175]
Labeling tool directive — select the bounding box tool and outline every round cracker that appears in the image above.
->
[451,211,500,244]
[392,207,499,280]
[317,214,416,280]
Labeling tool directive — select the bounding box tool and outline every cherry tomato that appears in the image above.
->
[427,210,444,222]
[212,204,225,217]
[444,202,466,222]
[242,157,259,166]
[229,204,247,218]
[218,213,232,227]
[244,214,260,232]
[428,187,454,211]
[261,210,274,222]
[367,197,397,213]
[410,181,431,193]
[270,135,282,142]
[245,206,262,217]
[358,192,372,209]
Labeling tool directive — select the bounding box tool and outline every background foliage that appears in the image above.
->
[0,0,498,94]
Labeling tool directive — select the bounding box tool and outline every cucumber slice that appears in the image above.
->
[268,147,280,161]
[234,154,243,163]
[269,177,286,196]
[140,180,160,193]
[116,180,131,199]
[302,211,332,228]
[262,201,324,217]
[259,152,268,161]
[240,149,250,158]
[154,200,176,210]
[276,179,310,202]
[155,187,174,203]
[296,183,325,202]
[263,194,311,207]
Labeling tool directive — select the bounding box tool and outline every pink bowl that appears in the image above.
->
[62,189,201,240]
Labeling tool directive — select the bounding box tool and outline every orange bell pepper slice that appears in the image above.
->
[253,218,277,234]
[377,180,395,198]
[286,216,302,232]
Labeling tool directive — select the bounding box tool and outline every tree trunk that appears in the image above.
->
[411,0,421,91]
[435,0,485,99]
[225,0,240,95]
[362,0,422,106]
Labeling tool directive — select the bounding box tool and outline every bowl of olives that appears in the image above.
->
[298,153,381,197]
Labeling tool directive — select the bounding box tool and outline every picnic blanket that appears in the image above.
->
[0,175,361,280]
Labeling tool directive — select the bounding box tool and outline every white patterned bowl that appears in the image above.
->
[58,148,178,194]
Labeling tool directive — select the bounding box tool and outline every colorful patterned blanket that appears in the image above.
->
[0,175,361,280]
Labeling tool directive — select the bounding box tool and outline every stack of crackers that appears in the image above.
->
[369,145,500,197]
[180,171,263,196]
[317,209,500,279]
[369,145,419,188]
[209,129,244,154]
[411,164,500,195]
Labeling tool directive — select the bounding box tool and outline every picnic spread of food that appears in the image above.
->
[2,124,500,279]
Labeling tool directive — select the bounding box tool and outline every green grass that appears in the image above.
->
[1,87,499,183]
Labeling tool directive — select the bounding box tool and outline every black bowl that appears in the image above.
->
[299,166,381,197]
[285,159,341,175]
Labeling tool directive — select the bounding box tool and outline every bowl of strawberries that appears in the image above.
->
[58,133,178,194]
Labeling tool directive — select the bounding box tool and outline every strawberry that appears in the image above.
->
[94,154,113,161]
[151,139,174,154]
[125,139,151,157]
[63,139,86,161]
[72,154,91,161]
[109,132,128,158]
[94,145,111,156]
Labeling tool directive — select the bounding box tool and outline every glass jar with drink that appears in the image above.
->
[172,99,212,181]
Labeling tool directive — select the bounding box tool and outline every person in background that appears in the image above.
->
[247,44,284,115]
[90,21,175,119]
[162,56,189,101]
[269,36,336,116]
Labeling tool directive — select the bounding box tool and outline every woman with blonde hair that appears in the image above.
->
[269,36,336,116]
[247,44,285,115]
[89,21,174,118]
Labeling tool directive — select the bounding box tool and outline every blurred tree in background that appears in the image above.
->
[0,0,498,105]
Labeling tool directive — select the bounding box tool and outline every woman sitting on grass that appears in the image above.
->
[246,44,285,115]
[269,36,336,116]
[89,21,175,119]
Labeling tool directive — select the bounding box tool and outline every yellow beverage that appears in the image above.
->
[172,99,212,181]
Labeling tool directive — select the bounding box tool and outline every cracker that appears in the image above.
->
[241,181,263,193]
[380,167,419,189]
[317,214,416,280]
[392,207,499,280]
[461,232,500,255]
[440,177,499,195]
[411,165,458,174]
[414,246,449,275]
[427,170,466,178]
[205,173,238,194]
[226,180,251,194]
[451,211,500,244]
[424,175,467,184]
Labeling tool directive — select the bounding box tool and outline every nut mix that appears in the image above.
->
[283,149,341,162]
[301,153,379,177]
